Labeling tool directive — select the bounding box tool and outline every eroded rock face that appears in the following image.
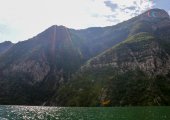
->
[52,32,170,107]
[0,25,83,105]
[3,60,50,83]
[85,36,170,75]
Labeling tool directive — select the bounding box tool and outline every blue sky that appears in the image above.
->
[0,0,169,43]
[154,0,170,12]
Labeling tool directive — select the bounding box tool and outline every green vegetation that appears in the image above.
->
[53,65,170,106]
[52,27,170,106]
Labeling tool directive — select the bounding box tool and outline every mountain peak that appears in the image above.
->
[142,8,169,19]
[147,8,167,12]
[0,41,13,45]
[48,25,66,30]
[36,25,69,43]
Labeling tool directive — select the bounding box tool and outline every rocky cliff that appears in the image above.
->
[0,25,82,104]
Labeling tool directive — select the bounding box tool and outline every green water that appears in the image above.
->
[0,106,170,120]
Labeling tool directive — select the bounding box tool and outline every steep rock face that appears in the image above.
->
[0,25,82,105]
[84,33,170,75]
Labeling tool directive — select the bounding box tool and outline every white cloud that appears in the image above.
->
[0,0,154,42]
[103,0,154,21]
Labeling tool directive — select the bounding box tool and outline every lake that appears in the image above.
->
[0,106,169,120]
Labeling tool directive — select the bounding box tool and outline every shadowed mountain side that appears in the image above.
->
[70,9,170,59]
[0,25,82,105]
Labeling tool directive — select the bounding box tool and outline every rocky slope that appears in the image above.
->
[49,32,170,106]
[0,25,82,105]
[48,9,170,106]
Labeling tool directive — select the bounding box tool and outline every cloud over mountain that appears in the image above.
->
[0,0,168,42]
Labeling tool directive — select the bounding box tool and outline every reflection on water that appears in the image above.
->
[0,106,170,120]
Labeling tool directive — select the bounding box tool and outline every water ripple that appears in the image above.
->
[0,106,170,120]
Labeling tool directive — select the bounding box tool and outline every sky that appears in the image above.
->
[0,0,169,43]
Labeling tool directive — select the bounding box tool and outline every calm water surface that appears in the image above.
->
[0,106,170,120]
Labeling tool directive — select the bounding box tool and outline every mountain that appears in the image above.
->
[70,9,169,58]
[47,9,170,106]
[0,8,170,106]
[51,32,170,106]
[0,25,82,105]
[0,41,13,55]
